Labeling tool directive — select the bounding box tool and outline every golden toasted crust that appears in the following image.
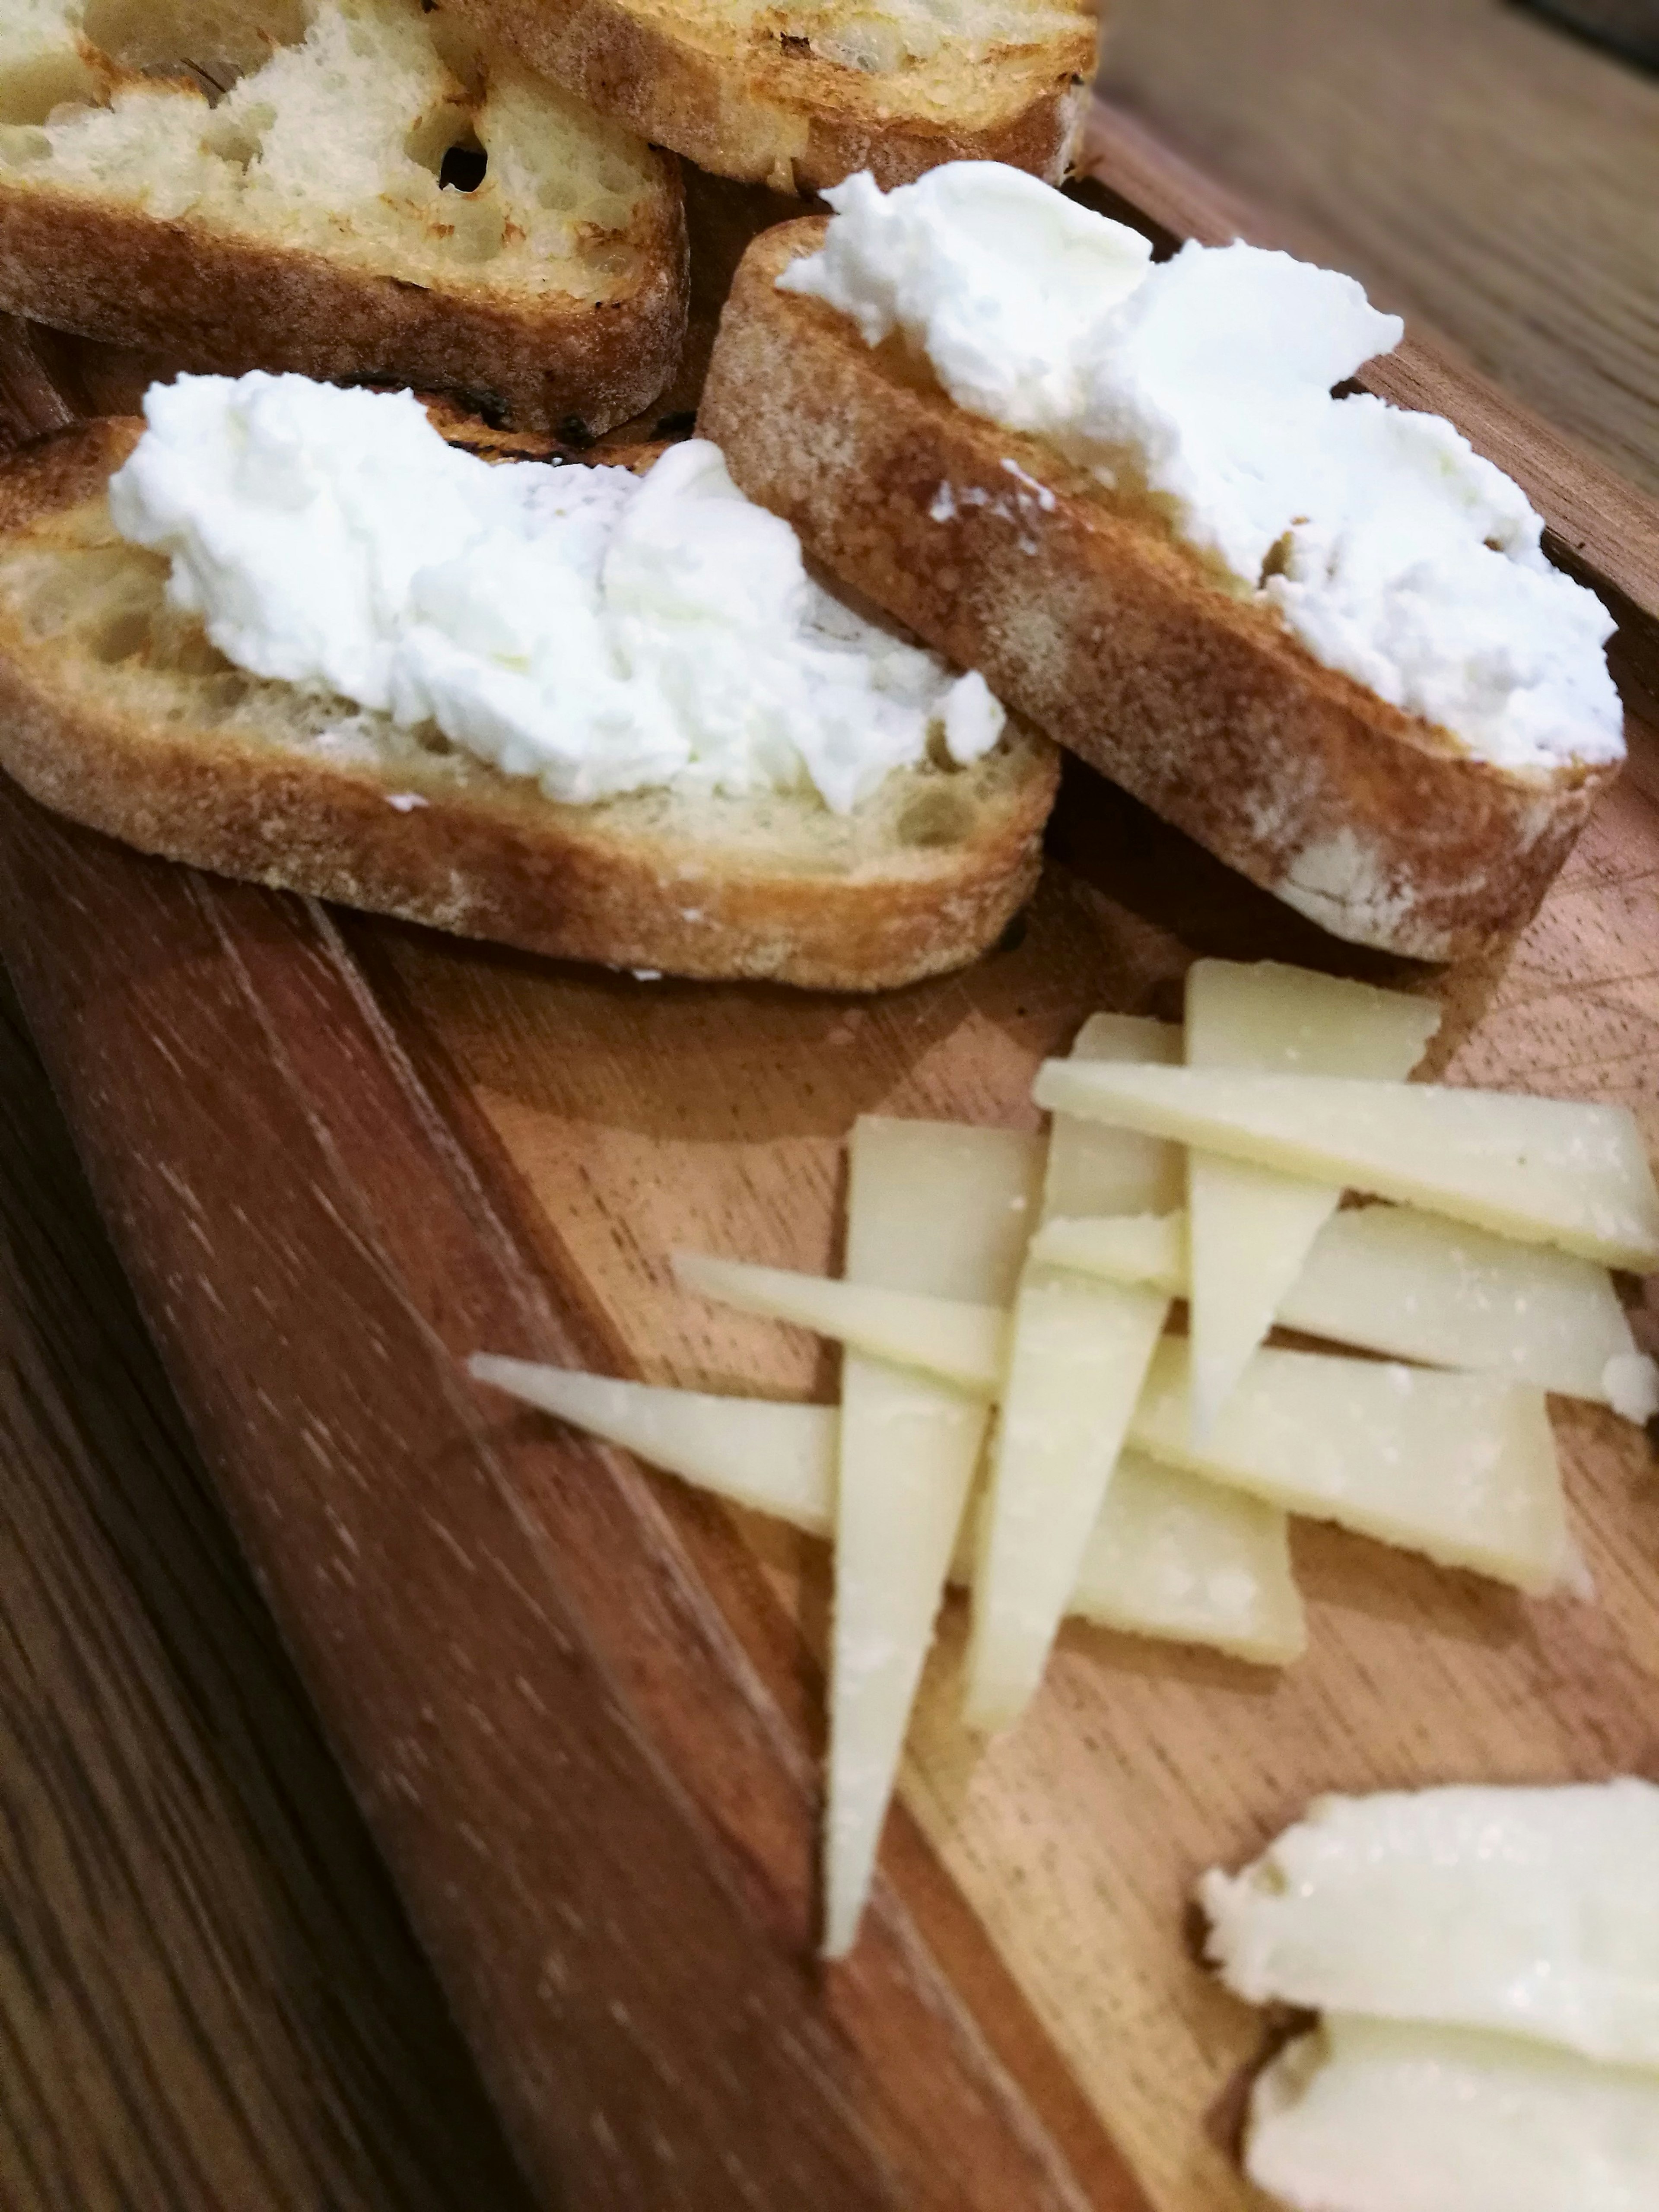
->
[701,221,1621,962]
[0,420,1058,992]
[445,0,1096,192]
[0,170,688,442]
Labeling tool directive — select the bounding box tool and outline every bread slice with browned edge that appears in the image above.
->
[701,220,1620,963]
[0,418,1058,990]
[445,0,1096,194]
[0,0,686,440]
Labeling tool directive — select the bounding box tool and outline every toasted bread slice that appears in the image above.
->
[0,418,1058,989]
[0,0,686,438]
[702,221,1620,963]
[443,0,1096,194]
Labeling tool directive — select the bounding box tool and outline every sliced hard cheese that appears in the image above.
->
[673,1251,1007,1397]
[829,1353,988,1956]
[1129,1339,1569,1591]
[1283,1205,1644,1404]
[1041,1013,1185,1223]
[822,1118,1033,1956]
[1201,1779,1659,2068]
[1185,961,1440,1440]
[467,1356,835,1536]
[1032,1202,1648,1409]
[964,1269,1170,1730]
[1031,1211,1187,1296]
[846,1117,1042,1301]
[1066,1449,1305,1663]
[474,1357,1306,1662]
[1034,1061,1659,1270]
[1246,2015,1659,2212]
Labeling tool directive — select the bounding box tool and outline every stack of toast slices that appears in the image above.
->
[0,0,1628,986]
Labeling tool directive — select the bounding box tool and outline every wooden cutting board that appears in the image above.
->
[3,103,1658,2212]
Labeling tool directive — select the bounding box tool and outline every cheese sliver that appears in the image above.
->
[1041,1013,1185,1224]
[1129,1339,1569,1590]
[467,1356,835,1536]
[472,1358,1306,1662]
[1031,1203,1646,1409]
[673,1251,1006,1396]
[1283,1204,1642,1403]
[1183,960,1441,1075]
[1067,1449,1305,1663]
[1184,960,1440,1441]
[827,1354,987,1956]
[964,1268,1169,1731]
[846,1116,1042,1300]
[1030,1211,1187,1295]
[823,1117,1025,1956]
[1246,2015,1659,2212]
[1187,1154,1340,1434]
[1034,1061,1659,1270]
[1201,1778,1659,2067]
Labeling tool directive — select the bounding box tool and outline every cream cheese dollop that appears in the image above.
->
[779,162,1622,775]
[108,371,1005,814]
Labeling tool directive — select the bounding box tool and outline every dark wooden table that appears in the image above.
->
[4,3,1659,2204]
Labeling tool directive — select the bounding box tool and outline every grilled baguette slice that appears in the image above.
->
[443,0,1096,193]
[701,219,1621,963]
[0,0,686,438]
[0,418,1058,990]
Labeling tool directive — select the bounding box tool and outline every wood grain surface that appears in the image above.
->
[0,970,535,2212]
[1104,0,1659,500]
[2,76,1658,2212]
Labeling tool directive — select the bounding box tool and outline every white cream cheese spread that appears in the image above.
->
[108,372,1005,814]
[779,161,1623,774]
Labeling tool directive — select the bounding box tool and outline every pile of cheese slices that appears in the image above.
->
[1201,1779,1659,2211]
[472,958,1659,1959]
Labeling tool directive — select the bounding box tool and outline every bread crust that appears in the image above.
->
[445,0,1096,191]
[0,170,688,440]
[702,221,1621,962]
[0,420,1058,992]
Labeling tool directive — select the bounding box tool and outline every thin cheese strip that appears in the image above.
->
[672,1251,1007,1397]
[1246,2015,1659,2212]
[1033,1060,1659,1270]
[1129,1339,1569,1591]
[964,1268,1169,1730]
[1031,1211,1187,1295]
[1041,1013,1185,1221]
[467,1356,836,1535]
[1201,1779,1659,2067]
[1034,1203,1645,1408]
[1185,961,1440,1440]
[1282,1205,1643,1402]
[471,1358,1306,1661]
[1062,1448,1303,1664]
[823,1119,1038,1956]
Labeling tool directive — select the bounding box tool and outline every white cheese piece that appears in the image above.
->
[1065,1448,1305,1664]
[473,1355,1305,1662]
[1184,961,1440,1440]
[1602,1351,1659,1425]
[1129,1339,1569,1590]
[1041,1013,1185,1223]
[964,1268,1170,1730]
[1031,1210,1187,1295]
[1246,2015,1659,2212]
[672,1250,1007,1397]
[1033,1060,1659,1271]
[466,1356,835,1536]
[1284,1204,1644,1404]
[1032,1201,1646,1409]
[1202,1778,1659,2066]
[823,1117,1036,1955]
